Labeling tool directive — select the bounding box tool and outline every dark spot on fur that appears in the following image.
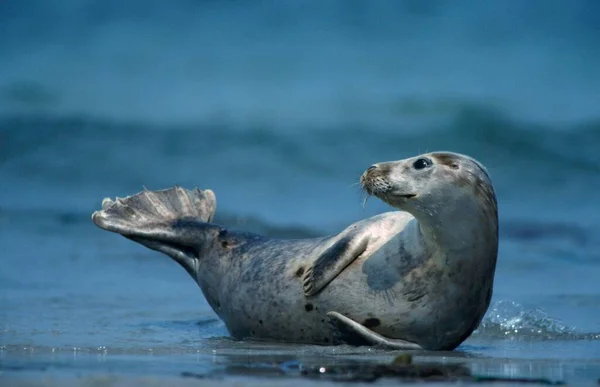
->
[251,330,256,336]
[295,267,305,277]
[321,319,325,323]
[324,338,329,343]
[363,318,381,328]
[259,320,263,325]
[433,152,459,168]
[305,303,314,312]
[221,241,229,248]
[215,300,221,308]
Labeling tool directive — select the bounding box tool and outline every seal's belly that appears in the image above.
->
[317,261,430,337]
[218,268,341,345]
[318,257,490,349]
[212,238,487,349]
[215,241,345,345]
[216,256,430,345]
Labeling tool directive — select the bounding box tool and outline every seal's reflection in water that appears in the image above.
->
[1,341,592,385]
[183,350,565,384]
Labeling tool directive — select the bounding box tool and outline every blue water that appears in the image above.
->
[1,1,600,385]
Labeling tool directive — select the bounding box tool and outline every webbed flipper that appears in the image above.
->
[327,311,423,350]
[302,233,369,297]
[91,186,219,277]
[92,186,216,238]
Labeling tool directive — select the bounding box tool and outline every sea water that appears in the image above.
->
[1,1,600,385]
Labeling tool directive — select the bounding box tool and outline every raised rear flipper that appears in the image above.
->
[327,311,423,350]
[92,186,216,236]
[91,186,219,276]
[302,233,369,296]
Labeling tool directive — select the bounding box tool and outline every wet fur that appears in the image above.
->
[91,151,499,351]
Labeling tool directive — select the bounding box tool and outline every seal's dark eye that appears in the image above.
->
[413,158,432,170]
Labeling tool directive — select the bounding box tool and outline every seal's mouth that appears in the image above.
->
[360,181,417,200]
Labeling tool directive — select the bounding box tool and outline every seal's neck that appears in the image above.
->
[412,196,497,255]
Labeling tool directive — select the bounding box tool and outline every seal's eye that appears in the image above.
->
[413,158,432,170]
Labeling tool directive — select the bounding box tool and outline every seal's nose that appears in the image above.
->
[362,165,377,181]
[361,165,379,193]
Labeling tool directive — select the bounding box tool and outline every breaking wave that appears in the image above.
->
[474,301,600,341]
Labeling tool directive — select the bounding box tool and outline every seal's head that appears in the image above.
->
[361,152,498,241]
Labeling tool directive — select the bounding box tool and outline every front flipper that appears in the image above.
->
[302,234,369,297]
[327,311,423,350]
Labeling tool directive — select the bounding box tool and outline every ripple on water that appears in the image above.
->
[474,300,600,341]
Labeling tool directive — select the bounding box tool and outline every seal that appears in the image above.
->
[91,151,498,351]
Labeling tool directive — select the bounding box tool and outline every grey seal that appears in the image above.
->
[91,151,498,351]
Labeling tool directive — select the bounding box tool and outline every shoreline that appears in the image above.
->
[3,346,597,386]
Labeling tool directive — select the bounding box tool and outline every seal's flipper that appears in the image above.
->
[91,186,219,277]
[127,235,201,277]
[302,234,369,296]
[102,197,114,210]
[327,311,423,350]
[92,186,216,235]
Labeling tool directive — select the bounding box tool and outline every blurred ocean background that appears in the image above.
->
[1,0,600,385]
